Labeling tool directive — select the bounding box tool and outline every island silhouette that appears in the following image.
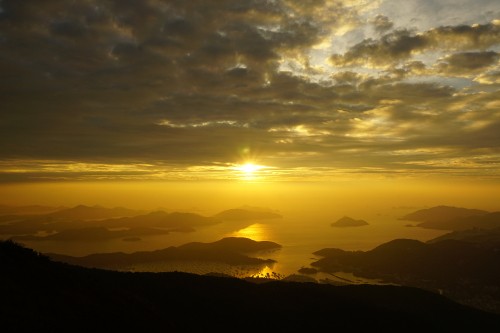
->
[47,237,281,269]
[331,216,369,227]
[0,205,282,242]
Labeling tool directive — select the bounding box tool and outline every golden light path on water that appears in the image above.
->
[228,224,284,279]
[228,223,268,241]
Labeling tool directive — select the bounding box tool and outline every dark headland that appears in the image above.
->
[1,240,499,332]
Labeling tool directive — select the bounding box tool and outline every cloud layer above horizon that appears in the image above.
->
[0,0,499,182]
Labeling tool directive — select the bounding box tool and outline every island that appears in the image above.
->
[331,216,369,227]
[47,237,282,269]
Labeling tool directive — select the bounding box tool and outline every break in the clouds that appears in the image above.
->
[0,0,499,182]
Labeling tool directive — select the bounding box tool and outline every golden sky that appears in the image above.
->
[0,0,499,185]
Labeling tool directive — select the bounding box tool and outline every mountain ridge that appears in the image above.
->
[400,205,498,230]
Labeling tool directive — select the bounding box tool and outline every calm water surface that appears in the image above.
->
[19,207,448,279]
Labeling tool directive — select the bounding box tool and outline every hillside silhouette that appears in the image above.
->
[400,205,496,230]
[423,212,500,231]
[310,233,500,313]
[47,237,280,269]
[15,226,172,242]
[48,205,143,220]
[0,206,220,239]
[105,211,221,228]
[428,226,500,246]
[0,205,281,240]
[2,240,499,331]
[0,204,64,215]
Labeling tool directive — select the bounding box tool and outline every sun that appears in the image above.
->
[238,163,263,174]
[233,162,268,179]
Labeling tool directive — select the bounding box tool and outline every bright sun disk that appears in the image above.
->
[238,163,263,174]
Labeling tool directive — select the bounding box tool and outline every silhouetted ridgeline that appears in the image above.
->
[400,205,500,230]
[0,205,280,242]
[0,209,219,237]
[311,236,500,313]
[47,237,281,269]
[428,226,500,246]
[15,226,172,242]
[48,204,143,220]
[1,240,499,332]
[400,205,488,223]
[0,204,64,215]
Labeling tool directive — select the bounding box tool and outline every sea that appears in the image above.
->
[15,206,448,283]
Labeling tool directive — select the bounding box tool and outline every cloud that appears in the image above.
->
[330,22,500,67]
[436,51,499,76]
[474,70,500,84]
[375,0,500,31]
[0,1,499,181]
[370,14,394,34]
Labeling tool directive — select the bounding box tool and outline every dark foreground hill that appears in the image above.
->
[1,240,499,332]
[311,237,500,313]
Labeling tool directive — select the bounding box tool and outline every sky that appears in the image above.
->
[0,0,499,202]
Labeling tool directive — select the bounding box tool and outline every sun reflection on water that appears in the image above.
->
[249,266,284,280]
[228,223,268,241]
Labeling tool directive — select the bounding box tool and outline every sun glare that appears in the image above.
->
[238,163,263,174]
[232,162,270,180]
